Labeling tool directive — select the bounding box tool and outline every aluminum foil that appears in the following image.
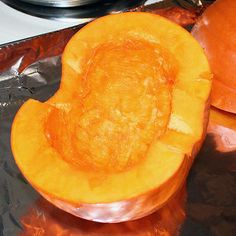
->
[0,1,235,235]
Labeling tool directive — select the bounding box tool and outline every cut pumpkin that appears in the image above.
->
[11,13,211,222]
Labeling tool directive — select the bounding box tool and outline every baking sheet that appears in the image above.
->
[0,1,235,236]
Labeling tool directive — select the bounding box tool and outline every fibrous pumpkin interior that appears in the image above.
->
[46,40,175,173]
[11,13,211,204]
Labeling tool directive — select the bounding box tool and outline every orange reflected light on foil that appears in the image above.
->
[20,187,186,236]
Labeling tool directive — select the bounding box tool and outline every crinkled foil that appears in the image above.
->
[0,1,235,236]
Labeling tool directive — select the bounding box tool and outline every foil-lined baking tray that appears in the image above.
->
[0,1,235,235]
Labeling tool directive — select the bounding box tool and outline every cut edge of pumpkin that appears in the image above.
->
[209,106,236,131]
[211,78,236,114]
[60,12,211,101]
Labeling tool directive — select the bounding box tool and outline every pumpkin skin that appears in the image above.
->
[192,0,236,113]
[11,13,211,223]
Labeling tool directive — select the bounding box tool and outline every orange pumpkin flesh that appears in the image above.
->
[46,40,174,173]
[192,0,236,113]
[11,13,211,222]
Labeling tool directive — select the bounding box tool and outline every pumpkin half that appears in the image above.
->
[192,0,236,113]
[11,13,211,222]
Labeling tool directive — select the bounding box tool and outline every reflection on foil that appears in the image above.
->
[20,188,186,236]
[0,1,236,235]
[0,26,82,121]
[208,122,236,153]
[182,134,236,236]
